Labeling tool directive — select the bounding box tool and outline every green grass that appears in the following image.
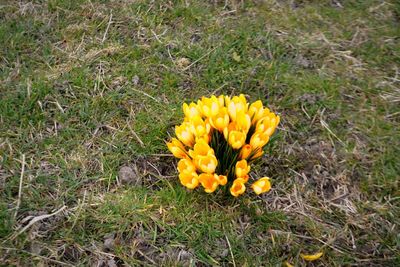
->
[1,0,399,266]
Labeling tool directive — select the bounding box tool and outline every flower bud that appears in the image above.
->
[239,144,252,160]
[249,148,264,160]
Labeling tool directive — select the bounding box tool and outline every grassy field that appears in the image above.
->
[1,0,399,266]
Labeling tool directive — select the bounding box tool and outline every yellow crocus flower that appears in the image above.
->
[256,114,280,136]
[190,116,210,137]
[235,159,250,177]
[177,158,196,174]
[235,111,251,133]
[188,139,214,159]
[210,107,230,131]
[166,138,188,159]
[227,94,248,121]
[228,130,246,149]
[198,95,220,118]
[230,178,246,197]
[179,171,199,189]
[196,154,218,174]
[183,102,201,119]
[249,131,270,149]
[248,100,270,124]
[251,177,271,195]
[199,173,219,193]
[175,122,195,147]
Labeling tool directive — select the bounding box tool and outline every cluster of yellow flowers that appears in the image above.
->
[167,94,280,197]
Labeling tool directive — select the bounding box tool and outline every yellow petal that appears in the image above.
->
[252,185,263,195]
[284,261,294,267]
[300,252,323,261]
